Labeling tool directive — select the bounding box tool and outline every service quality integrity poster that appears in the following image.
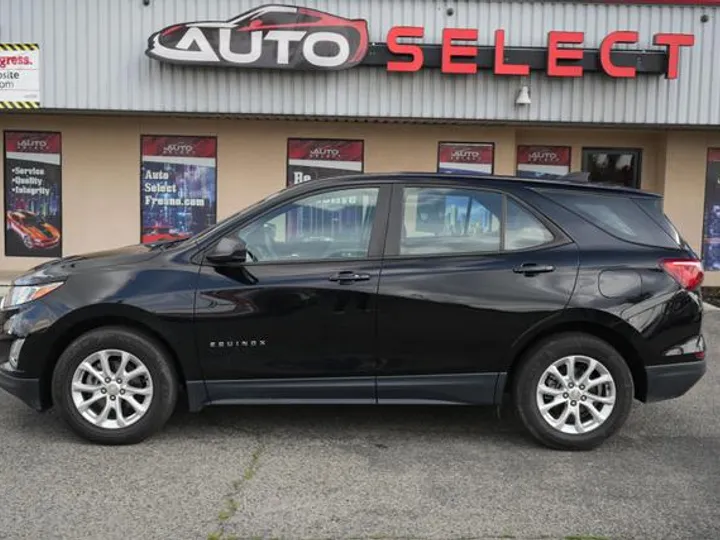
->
[140,135,217,244]
[4,131,62,257]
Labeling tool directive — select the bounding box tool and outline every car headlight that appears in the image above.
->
[1,282,64,309]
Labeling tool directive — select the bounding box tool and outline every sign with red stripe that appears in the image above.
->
[516,145,571,179]
[287,139,364,186]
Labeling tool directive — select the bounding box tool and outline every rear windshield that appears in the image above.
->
[547,191,682,248]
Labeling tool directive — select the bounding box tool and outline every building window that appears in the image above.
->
[581,148,642,189]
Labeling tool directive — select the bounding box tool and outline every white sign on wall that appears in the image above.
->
[0,44,40,109]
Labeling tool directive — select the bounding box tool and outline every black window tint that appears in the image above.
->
[253,13,320,25]
[505,199,554,250]
[400,187,502,255]
[633,197,682,247]
[551,191,679,248]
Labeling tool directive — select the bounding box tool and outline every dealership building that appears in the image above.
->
[1,0,720,281]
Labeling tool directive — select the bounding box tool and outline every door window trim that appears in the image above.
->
[201,183,392,267]
[383,183,568,259]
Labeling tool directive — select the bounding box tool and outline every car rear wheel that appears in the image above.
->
[513,332,634,451]
[22,235,33,248]
[51,327,178,445]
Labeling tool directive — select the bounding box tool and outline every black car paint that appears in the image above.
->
[0,174,706,413]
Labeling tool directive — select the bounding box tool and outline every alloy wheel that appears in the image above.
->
[535,355,616,435]
[70,349,154,429]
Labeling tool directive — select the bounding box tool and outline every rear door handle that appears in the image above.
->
[328,271,372,283]
[513,263,556,275]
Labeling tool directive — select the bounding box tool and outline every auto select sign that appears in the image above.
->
[146,4,694,80]
[0,44,41,109]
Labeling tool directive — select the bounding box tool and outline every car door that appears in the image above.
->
[195,183,391,404]
[375,182,580,405]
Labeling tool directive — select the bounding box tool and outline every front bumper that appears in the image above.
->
[644,359,707,402]
[0,362,43,410]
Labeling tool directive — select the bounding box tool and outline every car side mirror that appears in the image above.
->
[206,237,248,263]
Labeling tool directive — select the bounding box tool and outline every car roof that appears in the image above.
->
[296,172,661,198]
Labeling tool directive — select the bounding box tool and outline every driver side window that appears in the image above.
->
[232,187,379,262]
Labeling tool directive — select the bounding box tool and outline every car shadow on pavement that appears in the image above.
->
[162,403,540,448]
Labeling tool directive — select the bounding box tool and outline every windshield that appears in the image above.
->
[21,214,40,226]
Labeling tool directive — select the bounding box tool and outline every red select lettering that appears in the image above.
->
[600,31,639,78]
[387,26,424,72]
[386,26,694,79]
[654,33,695,79]
[547,31,585,77]
[494,30,529,76]
[442,28,478,74]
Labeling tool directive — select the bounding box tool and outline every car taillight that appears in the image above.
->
[660,258,704,290]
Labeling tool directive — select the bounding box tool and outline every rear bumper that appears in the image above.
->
[0,362,43,411]
[644,360,706,402]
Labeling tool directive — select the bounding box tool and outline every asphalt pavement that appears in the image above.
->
[1,316,719,540]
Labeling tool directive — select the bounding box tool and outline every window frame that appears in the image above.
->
[581,147,643,189]
[383,183,565,259]
[202,183,392,267]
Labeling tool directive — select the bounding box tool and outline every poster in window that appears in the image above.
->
[437,142,494,175]
[516,145,571,179]
[286,138,364,187]
[702,149,720,270]
[4,131,62,257]
[140,136,217,244]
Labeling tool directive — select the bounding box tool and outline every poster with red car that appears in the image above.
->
[140,135,217,244]
[437,142,494,174]
[516,145,571,179]
[4,131,62,257]
[702,149,720,270]
[286,138,364,187]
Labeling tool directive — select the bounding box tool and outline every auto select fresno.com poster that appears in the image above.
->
[140,136,217,244]
[286,139,364,187]
[4,131,62,257]
[516,145,571,179]
[702,149,720,270]
[437,142,494,174]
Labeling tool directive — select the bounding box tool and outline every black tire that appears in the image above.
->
[51,327,178,445]
[513,332,634,451]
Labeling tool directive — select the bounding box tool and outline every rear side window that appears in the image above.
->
[550,191,681,248]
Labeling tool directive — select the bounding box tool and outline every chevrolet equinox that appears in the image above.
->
[0,173,707,450]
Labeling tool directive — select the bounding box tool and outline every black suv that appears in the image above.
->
[0,173,707,450]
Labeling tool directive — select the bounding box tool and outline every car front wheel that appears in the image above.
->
[51,327,178,445]
[513,332,634,451]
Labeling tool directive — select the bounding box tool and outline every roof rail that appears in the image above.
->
[560,171,591,183]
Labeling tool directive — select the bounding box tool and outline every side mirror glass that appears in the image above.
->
[207,237,248,263]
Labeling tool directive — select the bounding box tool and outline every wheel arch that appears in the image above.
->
[38,306,194,410]
[501,315,648,402]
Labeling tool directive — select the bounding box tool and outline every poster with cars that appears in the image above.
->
[286,138,364,187]
[4,131,62,257]
[702,149,720,270]
[516,145,571,179]
[437,142,494,175]
[140,135,217,244]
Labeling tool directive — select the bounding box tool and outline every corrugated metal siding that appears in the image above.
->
[2,0,719,125]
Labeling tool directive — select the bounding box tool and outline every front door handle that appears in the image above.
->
[328,271,372,284]
[513,263,556,275]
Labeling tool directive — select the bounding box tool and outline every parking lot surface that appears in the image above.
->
[1,315,719,540]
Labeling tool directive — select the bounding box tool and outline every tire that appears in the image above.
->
[51,327,178,445]
[513,332,634,451]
